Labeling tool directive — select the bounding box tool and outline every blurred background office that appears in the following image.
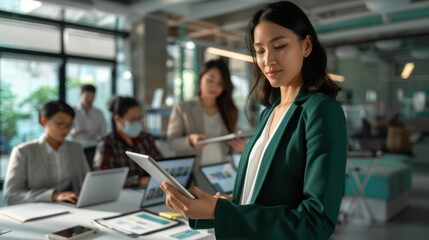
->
[0,0,429,238]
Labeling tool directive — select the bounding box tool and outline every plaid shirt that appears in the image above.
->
[94,130,162,187]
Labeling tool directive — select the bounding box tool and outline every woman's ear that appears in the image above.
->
[303,35,313,57]
[40,116,47,126]
[113,114,122,128]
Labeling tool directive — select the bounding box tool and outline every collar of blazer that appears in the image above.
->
[37,136,74,178]
[36,137,54,175]
[233,86,315,204]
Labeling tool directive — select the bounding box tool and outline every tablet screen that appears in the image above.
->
[200,162,237,194]
[126,151,195,200]
[141,156,195,207]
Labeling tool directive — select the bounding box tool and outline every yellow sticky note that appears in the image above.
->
[159,211,183,220]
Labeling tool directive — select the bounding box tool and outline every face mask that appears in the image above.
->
[122,120,142,138]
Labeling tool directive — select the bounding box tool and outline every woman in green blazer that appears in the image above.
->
[161,1,347,239]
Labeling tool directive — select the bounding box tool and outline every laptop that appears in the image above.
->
[199,162,237,194]
[64,167,129,208]
[140,155,195,208]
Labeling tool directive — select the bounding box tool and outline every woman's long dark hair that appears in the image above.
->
[198,59,238,133]
[108,96,139,132]
[246,1,341,106]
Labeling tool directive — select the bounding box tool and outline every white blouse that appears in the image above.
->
[240,106,289,205]
[201,112,223,165]
[43,137,72,192]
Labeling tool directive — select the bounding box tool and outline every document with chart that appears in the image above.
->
[94,210,179,237]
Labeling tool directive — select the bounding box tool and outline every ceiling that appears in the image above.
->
[38,0,429,48]
[6,0,421,67]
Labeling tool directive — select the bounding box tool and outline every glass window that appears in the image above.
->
[64,28,115,59]
[328,34,429,138]
[0,0,62,20]
[0,54,60,181]
[168,43,197,102]
[0,18,60,53]
[116,38,133,96]
[229,59,253,131]
[65,7,129,31]
[66,61,112,132]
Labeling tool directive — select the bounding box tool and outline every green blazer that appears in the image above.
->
[190,89,347,240]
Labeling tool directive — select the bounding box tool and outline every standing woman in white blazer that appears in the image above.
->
[3,100,89,205]
[167,58,245,193]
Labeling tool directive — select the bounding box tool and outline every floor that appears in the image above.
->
[332,167,429,240]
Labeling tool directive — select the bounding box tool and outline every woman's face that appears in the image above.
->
[44,112,73,143]
[200,67,224,100]
[253,21,312,88]
[116,106,142,131]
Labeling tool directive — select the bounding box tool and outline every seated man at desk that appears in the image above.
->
[2,100,90,206]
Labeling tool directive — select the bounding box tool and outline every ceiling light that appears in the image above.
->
[123,71,132,80]
[206,47,253,62]
[401,62,414,79]
[21,0,42,13]
[328,73,345,82]
[185,41,195,50]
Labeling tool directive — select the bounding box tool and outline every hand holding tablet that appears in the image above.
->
[125,151,195,199]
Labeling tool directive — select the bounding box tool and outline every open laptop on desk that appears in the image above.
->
[199,162,237,194]
[140,155,195,208]
[61,167,128,208]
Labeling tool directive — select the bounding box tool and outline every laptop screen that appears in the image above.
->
[199,162,237,194]
[76,167,129,208]
[140,155,195,207]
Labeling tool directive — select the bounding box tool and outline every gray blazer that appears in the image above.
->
[167,98,230,158]
[166,98,230,193]
[3,138,89,205]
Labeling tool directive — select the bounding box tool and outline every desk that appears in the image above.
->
[0,189,214,239]
[342,150,381,223]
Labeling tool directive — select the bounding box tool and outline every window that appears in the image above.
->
[65,28,115,59]
[0,18,60,53]
[0,55,59,181]
[0,0,62,20]
[66,61,112,131]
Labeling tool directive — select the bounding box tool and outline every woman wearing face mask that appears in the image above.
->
[93,96,162,187]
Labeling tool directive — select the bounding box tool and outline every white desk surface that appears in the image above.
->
[0,189,215,240]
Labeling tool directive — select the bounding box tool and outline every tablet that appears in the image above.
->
[195,131,253,145]
[141,155,195,207]
[199,162,237,194]
[125,151,195,199]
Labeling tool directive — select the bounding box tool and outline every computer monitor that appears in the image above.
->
[140,155,195,207]
[199,162,237,194]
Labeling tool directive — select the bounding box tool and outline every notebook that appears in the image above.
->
[199,162,237,194]
[0,203,69,222]
[64,167,129,208]
[140,155,195,207]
